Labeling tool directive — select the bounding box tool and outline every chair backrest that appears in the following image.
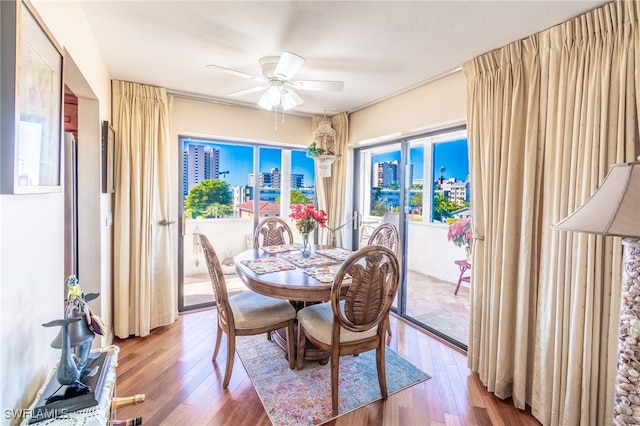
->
[331,245,400,333]
[367,223,400,257]
[197,233,231,325]
[253,217,294,248]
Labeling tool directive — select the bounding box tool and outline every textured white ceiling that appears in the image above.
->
[78,0,610,116]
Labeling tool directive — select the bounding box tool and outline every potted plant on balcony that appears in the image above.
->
[447,218,472,261]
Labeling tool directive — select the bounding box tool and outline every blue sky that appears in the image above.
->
[185,137,468,189]
[371,138,469,182]
[184,140,315,188]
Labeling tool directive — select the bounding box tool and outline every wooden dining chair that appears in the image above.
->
[253,217,294,248]
[367,222,400,256]
[367,222,400,340]
[197,233,297,388]
[296,245,400,415]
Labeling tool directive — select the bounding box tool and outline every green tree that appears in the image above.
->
[185,179,232,218]
[371,197,391,216]
[275,190,312,206]
[410,192,423,214]
[204,203,233,218]
[433,193,464,222]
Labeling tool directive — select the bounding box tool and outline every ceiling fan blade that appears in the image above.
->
[227,86,266,97]
[274,51,305,80]
[290,80,344,92]
[206,64,264,82]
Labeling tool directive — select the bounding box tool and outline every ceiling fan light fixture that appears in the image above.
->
[265,84,282,106]
[257,92,273,110]
[208,50,345,126]
[281,89,304,111]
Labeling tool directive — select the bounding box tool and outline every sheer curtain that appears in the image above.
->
[112,80,177,338]
[463,1,639,424]
[314,112,350,247]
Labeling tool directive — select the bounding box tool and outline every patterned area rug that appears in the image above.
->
[236,334,430,426]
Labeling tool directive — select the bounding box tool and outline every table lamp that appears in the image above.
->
[553,158,639,424]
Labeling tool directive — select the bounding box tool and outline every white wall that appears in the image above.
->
[349,71,466,143]
[407,222,469,283]
[0,195,65,424]
[1,2,112,424]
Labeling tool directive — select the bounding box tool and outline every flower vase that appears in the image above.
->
[301,233,311,259]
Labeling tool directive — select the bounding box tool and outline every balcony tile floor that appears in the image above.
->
[185,268,471,347]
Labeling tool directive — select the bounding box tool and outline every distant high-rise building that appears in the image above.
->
[248,167,305,189]
[291,174,304,189]
[183,144,220,196]
[373,161,397,187]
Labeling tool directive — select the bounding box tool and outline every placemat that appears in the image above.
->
[316,248,353,261]
[261,244,302,254]
[302,264,345,283]
[240,258,296,274]
[282,252,336,268]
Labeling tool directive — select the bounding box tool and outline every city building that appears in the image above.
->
[372,161,413,188]
[183,144,220,196]
[248,167,305,189]
[373,161,398,187]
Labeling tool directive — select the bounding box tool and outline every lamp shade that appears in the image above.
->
[553,160,640,238]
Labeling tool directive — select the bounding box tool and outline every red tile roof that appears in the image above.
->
[236,200,280,213]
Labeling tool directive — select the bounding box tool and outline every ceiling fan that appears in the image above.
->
[206,51,344,112]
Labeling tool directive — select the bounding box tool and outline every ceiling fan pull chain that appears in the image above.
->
[274,104,278,130]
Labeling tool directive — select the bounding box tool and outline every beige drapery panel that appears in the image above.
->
[463,1,639,425]
[314,112,349,247]
[112,80,177,339]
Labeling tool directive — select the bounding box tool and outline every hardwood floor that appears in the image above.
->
[112,309,540,426]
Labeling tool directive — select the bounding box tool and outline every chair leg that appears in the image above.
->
[376,345,388,400]
[222,330,236,389]
[212,321,223,361]
[296,322,306,370]
[285,321,295,370]
[331,347,340,416]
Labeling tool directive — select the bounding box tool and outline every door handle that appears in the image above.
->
[159,219,176,226]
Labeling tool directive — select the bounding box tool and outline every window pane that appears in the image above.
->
[432,137,469,223]
[183,139,253,219]
[256,147,283,217]
[291,149,315,204]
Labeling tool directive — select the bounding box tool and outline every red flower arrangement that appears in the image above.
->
[289,204,328,234]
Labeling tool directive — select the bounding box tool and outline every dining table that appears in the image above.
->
[234,243,355,363]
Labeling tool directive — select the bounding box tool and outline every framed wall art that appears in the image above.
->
[102,121,116,193]
[0,0,64,194]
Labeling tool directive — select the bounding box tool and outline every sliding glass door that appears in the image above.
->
[352,126,471,349]
[177,136,315,312]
